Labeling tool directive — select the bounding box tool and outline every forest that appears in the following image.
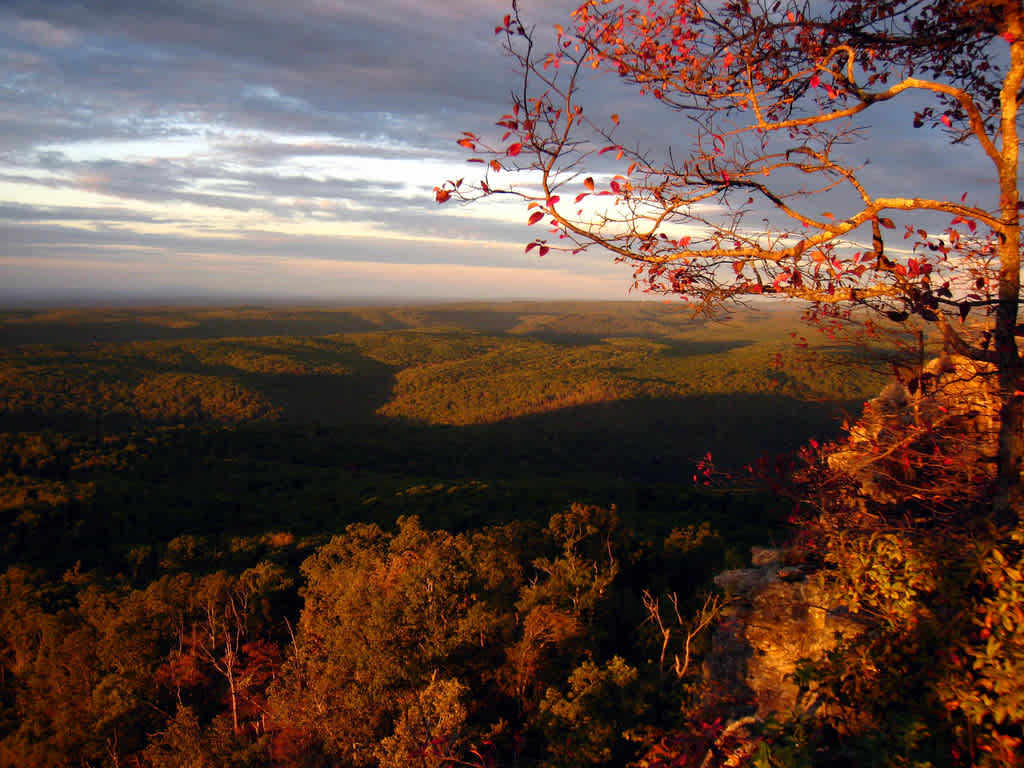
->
[5,0,1024,760]
[0,301,890,767]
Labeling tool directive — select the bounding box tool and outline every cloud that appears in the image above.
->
[0,223,634,304]
[1,0,1001,305]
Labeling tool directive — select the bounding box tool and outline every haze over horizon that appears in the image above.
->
[1,1,993,306]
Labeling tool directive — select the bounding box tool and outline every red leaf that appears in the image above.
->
[940,114,952,128]
[879,217,895,229]
[538,246,550,257]
[584,177,595,191]
[574,193,587,203]
[598,145,621,155]
[1003,31,1017,43]
[434,187,451,204]
[546,195,560,207]
[809,73,820,88]
[525,242,538,253]
[507,143,522,156]
[490,159,502,172]
[528,211,545,225]
[457,138,476,149]
[610,113,620,125]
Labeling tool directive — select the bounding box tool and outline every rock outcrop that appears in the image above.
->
[706,547,866,720]
[703,357,1002,722]
[826,354,1000,503]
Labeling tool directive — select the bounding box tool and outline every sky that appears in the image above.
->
[0,0,1003,305]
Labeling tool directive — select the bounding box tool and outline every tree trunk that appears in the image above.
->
[992,231,1022,512]
[996,381,1024,514]
[994,0,1024,514]
[227,657,240,735]
[993,253,1022,513]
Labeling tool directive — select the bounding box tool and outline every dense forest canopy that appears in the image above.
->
[0,302,886,767]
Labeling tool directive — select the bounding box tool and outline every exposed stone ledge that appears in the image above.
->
[827,354,1000,502]
[707,548,867,720]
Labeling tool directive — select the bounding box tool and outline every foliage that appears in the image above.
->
[1,303,866,579]
[720,467,1024,768]
[0,303,896,767]
[268,509,639,766]
[375,676,470,768]
[539,656,645,766]
[0,306,880,432]
[0,494,743,767]
[269,516,495,763]
[438,4,1024,760]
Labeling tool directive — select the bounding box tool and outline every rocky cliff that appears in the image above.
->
[706,547,867,722]
[826,354,1000,503]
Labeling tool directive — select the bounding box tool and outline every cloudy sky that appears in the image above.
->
[0,0,1000,305]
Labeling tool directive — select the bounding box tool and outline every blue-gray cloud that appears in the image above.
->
[0,0,1006,304]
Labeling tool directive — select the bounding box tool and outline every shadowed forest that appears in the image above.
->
[0,302,886,767]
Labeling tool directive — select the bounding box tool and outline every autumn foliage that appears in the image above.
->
[439,0,1024,763]
[444,0,1024,506]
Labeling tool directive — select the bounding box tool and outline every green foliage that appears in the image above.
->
[269,516,501,764]
[0,303,880,434]
[143,706,209,768]
[265,508,722,768]
[823,530,941,626]
[938,530,1024,763]
[754,508,1024,767]
[0,303,895,767]
[143,706,271,768]
[519,504,621,623]
[539,656,645,767]
[375,676,470,768]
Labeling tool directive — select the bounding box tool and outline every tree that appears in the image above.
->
[268,518,500,765]
[190,565,289,736]
[441,0,1024,507]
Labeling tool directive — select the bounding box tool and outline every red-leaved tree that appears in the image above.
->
[440,0,1024,508]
